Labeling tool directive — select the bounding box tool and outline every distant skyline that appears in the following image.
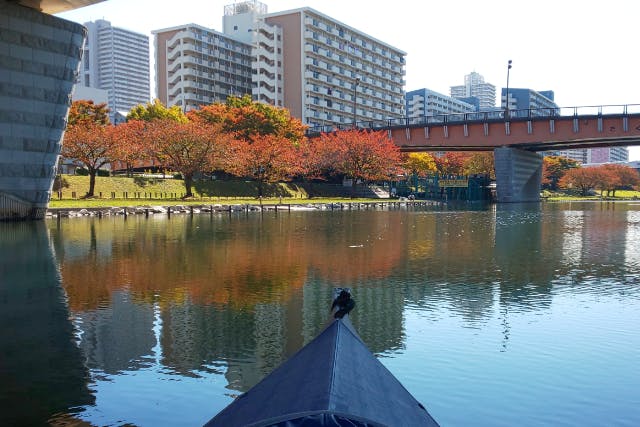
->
[57,0,640,160]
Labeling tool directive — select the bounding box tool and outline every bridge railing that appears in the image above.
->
[305,104,640,135]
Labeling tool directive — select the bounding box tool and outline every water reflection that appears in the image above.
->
[0,222,92,426]
[2,202,639,426]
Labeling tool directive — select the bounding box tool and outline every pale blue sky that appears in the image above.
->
[58,0,640,159]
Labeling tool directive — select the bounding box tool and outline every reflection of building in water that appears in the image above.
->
[161,298,303,392]
[625,210,640,268]
[301,278,405,354]
[74,291,155,373]
[0,222,92,426]
[559,210,585,266]
[350,284,405,354]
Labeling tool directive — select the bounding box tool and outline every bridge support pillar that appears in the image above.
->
[494,147,542,203]
[0,3,86,220]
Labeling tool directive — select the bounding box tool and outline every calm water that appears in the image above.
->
[1,202,640,426]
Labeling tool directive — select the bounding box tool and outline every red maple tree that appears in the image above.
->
[318,129,401,196]
[148,119,229,198]
[225,134,302,197]
[62,101,117,197]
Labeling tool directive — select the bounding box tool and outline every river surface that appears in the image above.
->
[1,202,639,426]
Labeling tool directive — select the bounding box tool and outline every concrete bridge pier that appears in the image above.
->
[0,2,86,220]
[494,147,543,203]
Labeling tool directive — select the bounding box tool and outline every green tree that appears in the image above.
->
[128,99,187,123]
[464,152,495,179]
[403,153,437,176]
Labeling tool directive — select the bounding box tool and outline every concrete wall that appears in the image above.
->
[494,147,543,203]
[0,1,86,220]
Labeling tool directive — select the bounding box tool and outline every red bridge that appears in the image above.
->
[308,105,640,202]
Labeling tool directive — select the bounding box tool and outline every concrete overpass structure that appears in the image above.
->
[308,105,640,202]
[0,0,104,220]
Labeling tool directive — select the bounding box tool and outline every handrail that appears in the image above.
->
[305,104,640,135]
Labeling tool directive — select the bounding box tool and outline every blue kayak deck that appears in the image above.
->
[205,317,439,427]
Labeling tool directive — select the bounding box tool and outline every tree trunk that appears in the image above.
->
[183,173,193,198]
[87,169,96,198]
[257,180,264,197]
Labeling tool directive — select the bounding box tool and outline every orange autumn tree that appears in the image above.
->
[558,166,599,195]
[148,119,229,198]
[542,156,580,190]
[62,100,118,197]
[110,120,149,177]
[192,95,307,143]
[597,164,640,197]
[433,152,468,176]
[319,129,402,196]
[225,134,302,197]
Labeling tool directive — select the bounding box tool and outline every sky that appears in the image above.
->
[57,0,640,159]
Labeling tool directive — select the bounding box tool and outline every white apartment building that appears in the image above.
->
[451,71,496,111]
[153,1,406,127]
[80,20,150,122]
[406,88,476,119]
[153,24,253,111]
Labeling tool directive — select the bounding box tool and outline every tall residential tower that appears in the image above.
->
[79,20,150,122]
[450,71,496,111]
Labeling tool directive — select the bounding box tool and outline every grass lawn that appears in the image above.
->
[543,189,640,201]
[49,175,381,208]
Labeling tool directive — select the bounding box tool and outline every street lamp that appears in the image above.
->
[505,59,512,119]
[352,77,360,128]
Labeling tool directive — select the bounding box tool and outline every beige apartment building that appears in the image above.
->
[153,1,406,128]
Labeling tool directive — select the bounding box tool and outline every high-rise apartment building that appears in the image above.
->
[153,23,253,111]
[406,88,475,119]
[262,7,406,128]
[80,20,150,122]
[153,1,406,127]
[450,72,496,111]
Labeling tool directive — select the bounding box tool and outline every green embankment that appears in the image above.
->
[542,189,640,201]
[49,175,372,208]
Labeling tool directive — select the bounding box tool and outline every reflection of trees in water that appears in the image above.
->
[0,222,92,426]
[46,205,640,396]
[51,212,409,392]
